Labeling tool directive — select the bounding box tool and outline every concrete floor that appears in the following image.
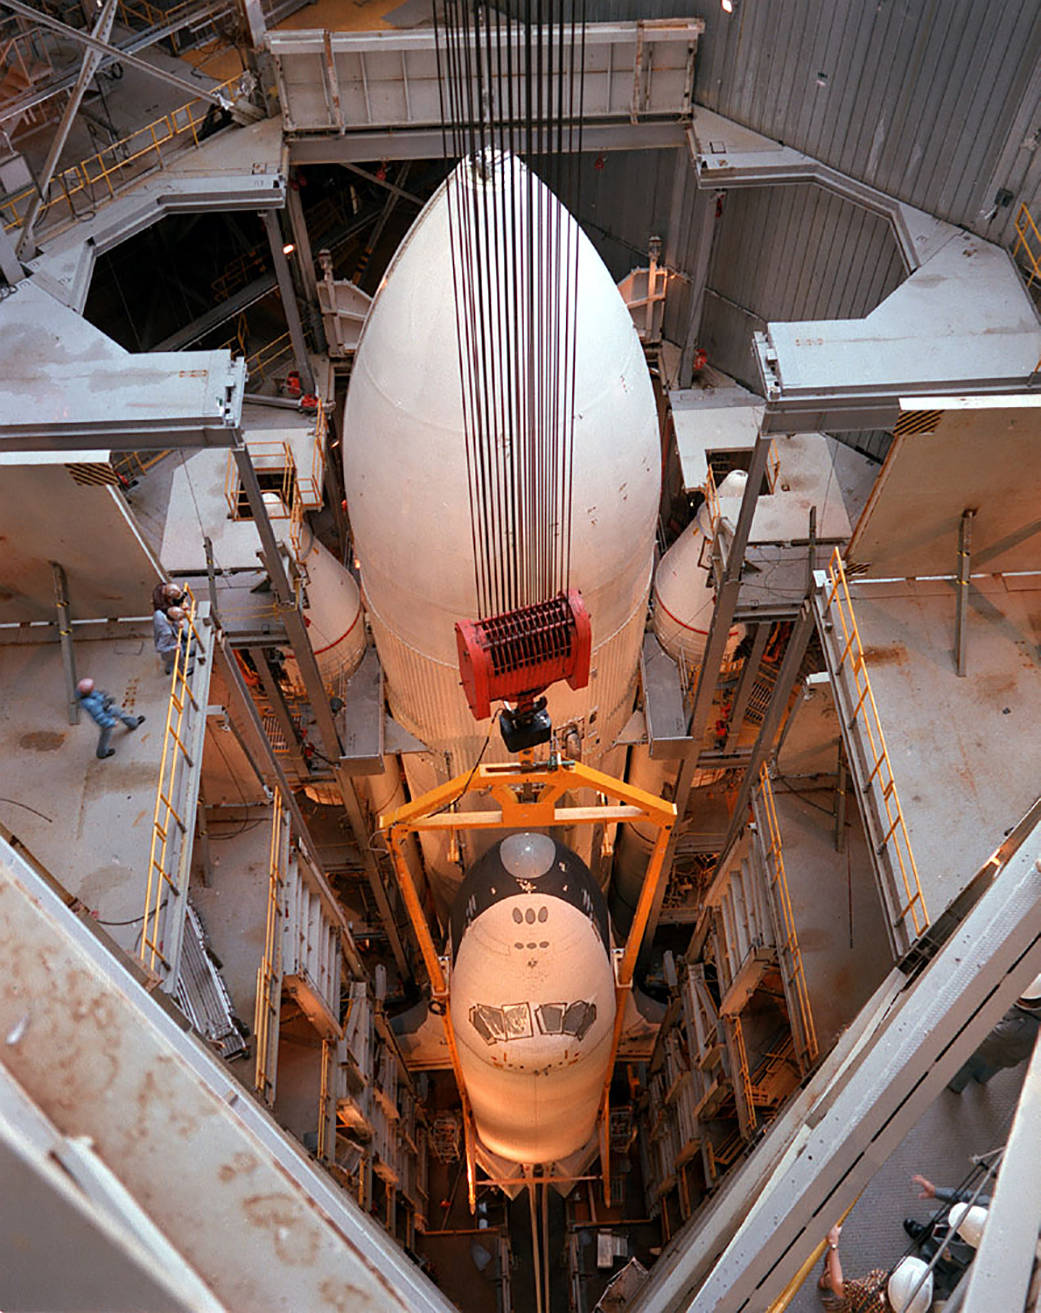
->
[848,577,1041,917]
[0,635,209,960]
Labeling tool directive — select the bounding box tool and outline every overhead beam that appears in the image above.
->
[288,121,687,164]
[0,0,257,124]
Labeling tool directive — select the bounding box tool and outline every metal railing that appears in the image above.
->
[224,439,296,520]
[110,448,171,483]
[820,549,929,940]
[317,1036,334,1161]
[727,1014,757,1138]
[1,73,241,233]
[245,331,293,383]
[1012,201,1041,291]
[755,766,818,1071]
[212,245,267,301]
[253,789,286,1105]
[139,588,206,974]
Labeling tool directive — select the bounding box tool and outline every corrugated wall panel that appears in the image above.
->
[582,0,1041,238]
[697,185,904,388]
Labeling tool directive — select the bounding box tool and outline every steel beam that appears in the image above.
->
[16,0,119,261]
[724,621,769,751]
[716,605,815,862]
[630,830,1041,1313]
[231,445,339,761]
[677,185,718,386]
[287,121,687,165]
[687,432,774,752]
[50,561,79,726]
[261,210,315,394]
[0,0,257,124]
[955,508,974,677]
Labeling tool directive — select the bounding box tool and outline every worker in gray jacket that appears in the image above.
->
[947,975,1041,1092]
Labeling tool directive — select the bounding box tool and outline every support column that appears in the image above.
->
[262,210,316,394]
[724,622,769,751]
[955,508,974,677]
[717,604,814,860]
[50,562,78,725]
[284,179,327,354]
[678,187,720,386]
[687,431,773,752]
[232,446,338,757]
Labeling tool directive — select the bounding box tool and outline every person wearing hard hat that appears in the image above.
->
[947,974,1041,1092]
[903,1176,991,1297]
[818,1224,933,1312]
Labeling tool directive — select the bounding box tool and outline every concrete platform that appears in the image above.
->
[0,635,210,960]
[847,575,1041,917]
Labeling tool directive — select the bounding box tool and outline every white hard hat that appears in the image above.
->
[1017,972,1041,1008]
[947,1201,987,1247]
[887,1256,932,1313]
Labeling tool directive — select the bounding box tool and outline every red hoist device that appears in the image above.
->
[455,589,592,751]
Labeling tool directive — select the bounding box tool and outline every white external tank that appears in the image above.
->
[449,833,616,1165]
[343,153,659,777]
[652,470,747,670]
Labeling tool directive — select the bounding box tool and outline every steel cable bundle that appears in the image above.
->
[434,0,587,621]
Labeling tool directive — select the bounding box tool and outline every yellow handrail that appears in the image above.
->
[1,74,241,234]
[139,588,205,973]
[317,1036,333,1161]
[729,1014,757,1137]
[756,764,818,1069]
[253,790,286,1104]
[822,549,929,938]
[225,439,296,520]
[245,331,294,383]
[1012,201,1041,290]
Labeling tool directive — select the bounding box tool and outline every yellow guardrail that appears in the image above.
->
[225,439,295,520]
[246,331,294,382]
[139,588,205,974]
[822,549,929,939]
[1,73,241,234]
[728,1014,756,1138]
[756,765,818,1070]
[1012,201,1041,290]
[253,789,286,1104]
[317,1036,333,1161]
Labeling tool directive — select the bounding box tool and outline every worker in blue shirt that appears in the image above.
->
[76,678,145,758]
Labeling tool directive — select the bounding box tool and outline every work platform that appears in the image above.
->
[0,628,213,965]
[839,575,1041,917]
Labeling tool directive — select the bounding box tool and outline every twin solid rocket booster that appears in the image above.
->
[342,153,661,1166]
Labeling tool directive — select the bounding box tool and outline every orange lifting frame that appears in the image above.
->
[380,757,677,1209]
